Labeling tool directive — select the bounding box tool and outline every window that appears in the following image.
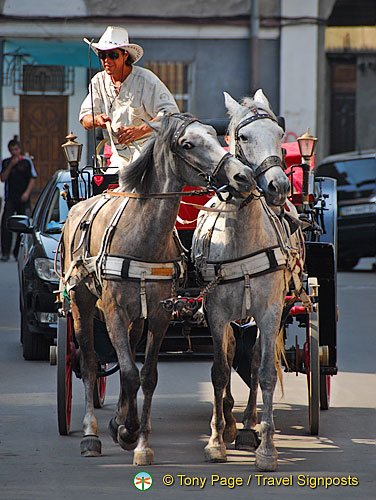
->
[144,61,191,112]
[44,187,69,233]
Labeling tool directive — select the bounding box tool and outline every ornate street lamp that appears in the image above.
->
[297,128,318,206]
[61,132,83,204]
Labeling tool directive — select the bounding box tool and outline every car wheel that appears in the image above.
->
[21,308,49,361]
[338,255,359,271]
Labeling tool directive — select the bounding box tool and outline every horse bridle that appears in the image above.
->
[169,113,233,190]
[234,111,285,179]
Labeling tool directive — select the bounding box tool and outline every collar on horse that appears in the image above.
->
[234,110,285,179]
[169,113,233,192]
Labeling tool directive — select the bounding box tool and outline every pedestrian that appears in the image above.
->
[80,25,180,168]
[0,138,37,261]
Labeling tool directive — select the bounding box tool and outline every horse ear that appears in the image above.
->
[223,91,243,117]
[253,89,271,109]
[142,119,162,133]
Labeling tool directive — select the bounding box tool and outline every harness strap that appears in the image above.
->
[200,246,287,282]
[72,196,111,256]
[95,196,130,285]
[211,152,232,179]
[254,155,285,178]
[140,272,147,319]
[242,269,251,317]
[102,255,184,281]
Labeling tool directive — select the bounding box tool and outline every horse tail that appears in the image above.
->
[275,327,286,397]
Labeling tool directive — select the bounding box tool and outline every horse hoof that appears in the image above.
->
[117,425,139,451]
[80,435,102,457]
[235,429,261,451]
[255,448,278,472]
[204,444,227,463]
[108,417,119,443]
[223,424,237,444]
[133,448,154,466]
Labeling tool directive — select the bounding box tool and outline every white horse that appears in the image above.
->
[192,91,306,471]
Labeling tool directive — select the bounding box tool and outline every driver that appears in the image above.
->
[79,26,179,168]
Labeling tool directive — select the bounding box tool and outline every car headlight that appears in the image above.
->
[34,258,59,282]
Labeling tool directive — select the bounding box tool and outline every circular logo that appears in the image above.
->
[133,471,153,491]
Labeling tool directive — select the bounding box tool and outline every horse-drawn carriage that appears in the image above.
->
[52,91,337,471]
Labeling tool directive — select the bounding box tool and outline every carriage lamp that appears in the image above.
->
[61,131,83,167]
[297,128,317,159]
[297,129,317,207]
[61,132,83,204]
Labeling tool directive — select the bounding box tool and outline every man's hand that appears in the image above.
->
[81,113,111,130]
[8,156,19,167]
[20,192,29,203]
[116,124,152,145]
[95,114,112,129]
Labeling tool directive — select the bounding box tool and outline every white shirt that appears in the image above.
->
[79,66,179,166]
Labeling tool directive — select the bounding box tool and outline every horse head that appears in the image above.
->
[145,114,256,195]
[225,90,289,206]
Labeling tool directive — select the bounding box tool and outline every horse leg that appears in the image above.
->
[105,311,141,452]
[70,287,102,456]
[223,323,237,444]
[254,316,280,471]
[204,317,232,463]
[133,313,170,466]
[236,337,261,450]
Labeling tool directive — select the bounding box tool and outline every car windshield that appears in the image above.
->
[315,157,376,188]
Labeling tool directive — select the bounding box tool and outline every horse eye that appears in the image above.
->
[182,142,194,150]
[239,134,248,142]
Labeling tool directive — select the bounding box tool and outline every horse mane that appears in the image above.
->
[119,113,196,193]
[119,137,156,192]
[228,96,277,135]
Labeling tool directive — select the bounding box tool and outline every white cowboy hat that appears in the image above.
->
[84,26,143,64]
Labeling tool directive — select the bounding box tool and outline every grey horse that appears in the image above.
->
[59,113,255,465]
[192,92,305,471]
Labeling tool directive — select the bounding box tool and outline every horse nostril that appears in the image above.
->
[234,172,254,186]
[234,173,248,183]
[268,180,279,194]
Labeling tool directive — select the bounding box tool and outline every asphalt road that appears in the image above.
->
[0,258,375,499]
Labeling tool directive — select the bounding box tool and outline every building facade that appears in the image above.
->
[0,0,374,203]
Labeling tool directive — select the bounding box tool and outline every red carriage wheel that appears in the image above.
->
[57,315,75,435]
[320,374,331,410]
[93,369,107,409]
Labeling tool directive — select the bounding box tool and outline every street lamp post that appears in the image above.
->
[61,132,83,204]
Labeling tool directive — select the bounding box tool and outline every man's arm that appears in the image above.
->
[116,120,156,145]
[20,177,35,203]
[0,158,17,182]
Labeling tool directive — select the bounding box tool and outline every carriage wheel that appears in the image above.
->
[320,374,331,410]
[93,368,107,409]
[57,315,75,435]
[307,278,320,436]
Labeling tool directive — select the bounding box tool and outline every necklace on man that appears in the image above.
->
[109,82,121,110]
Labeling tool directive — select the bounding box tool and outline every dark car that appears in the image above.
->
[7,169,92,360]
[315,150,376,270]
